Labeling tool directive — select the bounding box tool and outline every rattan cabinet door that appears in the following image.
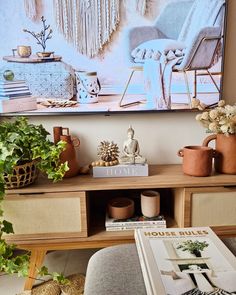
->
[2,191,88,241]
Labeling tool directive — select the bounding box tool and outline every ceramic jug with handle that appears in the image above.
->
[53,126,80,178]
[202,134,236,174]
[60,134,80,178]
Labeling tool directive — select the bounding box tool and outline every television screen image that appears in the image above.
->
[0,0,227,115]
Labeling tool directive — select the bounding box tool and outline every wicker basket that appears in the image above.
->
[4,161,39,189]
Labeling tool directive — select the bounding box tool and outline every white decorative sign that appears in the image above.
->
[93,164,149,178]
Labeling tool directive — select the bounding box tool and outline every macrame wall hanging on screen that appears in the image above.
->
[54,0,120,58]
[24,0,37,20]
[136,0,148,15]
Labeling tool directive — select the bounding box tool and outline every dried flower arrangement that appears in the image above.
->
[196,100,236,135]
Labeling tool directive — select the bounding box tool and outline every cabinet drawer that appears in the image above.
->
[184,187,236,227]
[3,191,88,240]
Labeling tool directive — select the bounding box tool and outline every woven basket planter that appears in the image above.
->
[4,161,39,189]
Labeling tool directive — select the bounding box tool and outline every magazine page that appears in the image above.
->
[135,227,236,295]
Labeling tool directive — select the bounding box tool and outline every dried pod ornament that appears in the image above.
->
[92,141,119,167]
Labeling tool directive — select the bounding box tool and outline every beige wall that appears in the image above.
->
[4,0,236,167]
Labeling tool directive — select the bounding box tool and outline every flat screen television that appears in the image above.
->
[0,0,227,116]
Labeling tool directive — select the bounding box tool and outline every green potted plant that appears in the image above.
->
[176,240,209,257]
[0,117,69,284]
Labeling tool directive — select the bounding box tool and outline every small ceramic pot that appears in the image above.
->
[108,197,134,219]
[141,190,160,218]
[17,45,31,57]
[178,145,215,177]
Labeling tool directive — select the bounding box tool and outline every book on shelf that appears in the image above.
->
[0,92,32,99]
[0,80,31,98]
[0,86,29,92]
[0,96,37,113]
[106,224,167,231]
[0,85,30,92]
[105,214,166,231]
[0,79,25,85]
[135,227,236,295]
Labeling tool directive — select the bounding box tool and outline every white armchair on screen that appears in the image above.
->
[121,0,225,109]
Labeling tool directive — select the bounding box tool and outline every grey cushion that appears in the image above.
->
[84,244,146,295]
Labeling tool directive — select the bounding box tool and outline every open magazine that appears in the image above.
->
[135,227,236,295]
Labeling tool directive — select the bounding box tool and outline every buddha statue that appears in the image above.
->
[119,126,147,165]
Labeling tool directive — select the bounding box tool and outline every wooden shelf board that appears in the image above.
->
[6,165,236,195]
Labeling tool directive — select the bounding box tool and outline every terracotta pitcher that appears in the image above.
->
[60,134,80,178]
[203,134,236,174]
[53,126,69,144]
[178,146,215,177]
[53,126,80,178]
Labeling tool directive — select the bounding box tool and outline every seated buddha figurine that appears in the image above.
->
[119,126,147,165]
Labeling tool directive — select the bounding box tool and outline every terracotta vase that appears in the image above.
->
[60,134,80,178]
[178,145,214,177]
[53,126,69,144]
[203,134,236,174]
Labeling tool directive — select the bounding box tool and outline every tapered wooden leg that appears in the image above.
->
[24,249,47,290]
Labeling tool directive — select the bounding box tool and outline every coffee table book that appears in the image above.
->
[105,214,166,231]
[135,227,236,295]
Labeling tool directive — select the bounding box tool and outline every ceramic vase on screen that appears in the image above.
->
[141,190,160,218]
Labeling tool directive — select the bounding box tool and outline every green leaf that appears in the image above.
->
[51,272,69,284]
[0,182,5,200]
[0,241,6,255]
[38,265,49,277]
[2,220,14,234]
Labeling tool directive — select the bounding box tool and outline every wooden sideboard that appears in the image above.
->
[3,164,236,290]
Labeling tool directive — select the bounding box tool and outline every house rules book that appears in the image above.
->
[135,227,236,295]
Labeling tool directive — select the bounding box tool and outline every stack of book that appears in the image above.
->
[105,214,166,231]
[0,79,37,113]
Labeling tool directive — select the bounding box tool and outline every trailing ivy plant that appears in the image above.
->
[0,117,69,283]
